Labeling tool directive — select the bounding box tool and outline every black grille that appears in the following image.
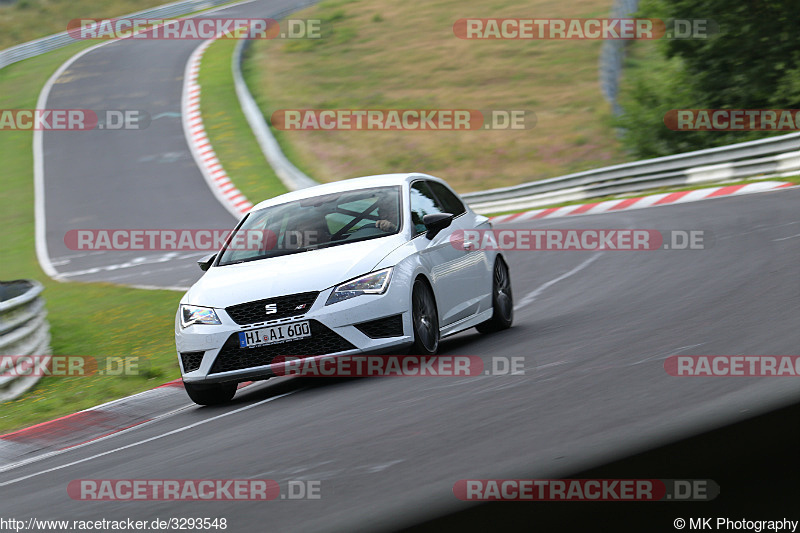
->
[210,320,356,374]
[226,291,319,325]
[180,351,204,373]
[355,314,404,339]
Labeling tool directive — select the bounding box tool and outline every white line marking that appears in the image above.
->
[123,284,190,292]
[34,41,111,280]
[629,343,705,366]
[56,253,195,278]
[537,360,571,369]
[0,389,299,486]
[717,220,800,240]
[50,251,106,260]
[32,0,256,284]
[514,254,602,310]
[773,233,800,242]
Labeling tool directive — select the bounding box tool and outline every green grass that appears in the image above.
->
[0,0,188,50]
[240,41,319,182]
[0,0,263,434]
[0,43,184,434]
[0,0,246,50]
[485,176,800,217]
[198,38,287,205]
[241,0,627,193]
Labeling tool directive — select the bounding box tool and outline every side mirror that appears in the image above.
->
[423,213,453,239]
[197,253,217,271]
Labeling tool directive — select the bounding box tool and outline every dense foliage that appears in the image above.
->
[616,0,800,157]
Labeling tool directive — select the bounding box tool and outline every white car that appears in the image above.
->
[175,173,512,405]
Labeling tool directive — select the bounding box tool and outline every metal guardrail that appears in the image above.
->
[0,0,235,70]
[232,3,319,191]
[462,133,800,214]
[0,280,51,402]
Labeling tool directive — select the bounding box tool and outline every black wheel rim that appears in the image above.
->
[413,284,438,352]
[495,261,513,321]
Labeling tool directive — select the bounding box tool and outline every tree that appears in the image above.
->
[616,0,800,157]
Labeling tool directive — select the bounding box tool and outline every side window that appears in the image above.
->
[428,181,466,216]
[409,181,444,235]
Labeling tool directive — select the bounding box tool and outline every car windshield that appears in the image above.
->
[217,186,402,265]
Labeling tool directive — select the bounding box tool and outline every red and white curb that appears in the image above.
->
[0,379,254,468]
[182,37,253,218]
[488,181,796,224]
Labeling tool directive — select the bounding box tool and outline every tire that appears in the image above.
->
[184,381,237,406]
[410,279,439,355]
[476,257,513,334]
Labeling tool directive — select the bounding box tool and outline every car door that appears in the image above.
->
[426,180,492,316]
[409,180,484,327]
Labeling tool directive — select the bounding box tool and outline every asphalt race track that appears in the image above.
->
[5,185,800,530]
[15,0,800,530]
[40,0,307,289]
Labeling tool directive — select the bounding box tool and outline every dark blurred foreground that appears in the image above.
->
[404,400,800,532]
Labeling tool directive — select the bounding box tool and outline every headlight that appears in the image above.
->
[325,268,393,305]
[180,304,222,327]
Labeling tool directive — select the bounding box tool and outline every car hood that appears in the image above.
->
[184,235,407,308]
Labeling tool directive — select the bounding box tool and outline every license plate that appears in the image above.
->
[238,321,311,348]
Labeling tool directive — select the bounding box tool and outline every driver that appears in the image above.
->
[375,197,399,232]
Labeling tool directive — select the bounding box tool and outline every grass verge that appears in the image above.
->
[0,43,184,434]
[0,0,189,50]
[0,0,246,50]
[242,0,627,193]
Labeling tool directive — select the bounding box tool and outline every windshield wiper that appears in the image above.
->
[219,248,312,266]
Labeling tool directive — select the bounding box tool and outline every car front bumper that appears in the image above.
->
[176,284,413,384]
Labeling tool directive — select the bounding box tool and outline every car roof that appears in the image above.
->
[249,173,448,211]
